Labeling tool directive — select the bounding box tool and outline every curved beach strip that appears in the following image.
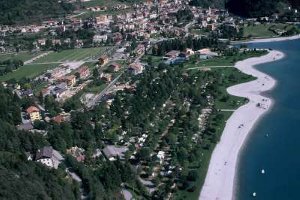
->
[239,34,300,44]
[199,50,285,200]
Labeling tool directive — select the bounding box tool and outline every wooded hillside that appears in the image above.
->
[0,0,74,25]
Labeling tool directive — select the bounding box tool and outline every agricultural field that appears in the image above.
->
[33,47,109,63]
[79,0,140,7]
[0,63,57,81]
[79,0,122,7]
[0,52,43,62]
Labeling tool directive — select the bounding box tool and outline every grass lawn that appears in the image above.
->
[185,50,268,68]
[190,28,209,36]
[80,0,130,7]
[243,23,298,38]
[85,83,107,93]
[141,55,163,67]
[80,8,133,19]
[0,52,43,62]
[213,68,254,110]
[33,47,109,63]
[0,63,57,81]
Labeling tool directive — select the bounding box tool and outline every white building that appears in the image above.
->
[35,146,64,169]
[157,151,165,164]
[93,34,108,43]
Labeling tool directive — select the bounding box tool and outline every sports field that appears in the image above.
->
[0,47,110,81]
[0,63,57,81]
[33,47,108,63]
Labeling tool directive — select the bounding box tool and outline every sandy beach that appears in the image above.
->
[199,50,285,200]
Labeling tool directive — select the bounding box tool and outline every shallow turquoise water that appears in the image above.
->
[236,39,300,200]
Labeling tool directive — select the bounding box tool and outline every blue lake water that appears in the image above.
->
[235,39,300,200]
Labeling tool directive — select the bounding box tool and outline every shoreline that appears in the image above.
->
[199,50,285,200]
[232,34,300,44]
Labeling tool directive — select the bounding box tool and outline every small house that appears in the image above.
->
[128,62,144,75]
[100,73,112,82]
[108,63,121,72]
[76,66,90,79]
[102,145,128,161]
[99,55,109,65]
[35,146,64,169]
[64,75,76,87]
[67,146,85,162]
[26,106,41,122]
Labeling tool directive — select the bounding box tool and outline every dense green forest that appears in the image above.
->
[226,0,300,17]
[0,0,74,25]
[189,0,225,8]
[0,86,79,200]
[190,0,299,18]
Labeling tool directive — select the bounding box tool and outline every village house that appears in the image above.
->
[185,48,195,56]
[76,66,90,79]
[135,44,145,55]
[37,39,46,46]
[22,89,34,97]
[52,39,61,46]
[128,62,144,75]
[35,146,64,169]
[99,55,109,65]
[67,146,85,162]
[108,62,121,72]
[52,115,65,124]
[26,106,41,122]
[50,82,67,98]
[93,34,108,43]
[95,15,110,25]
[197,48,218,59]
[112,32,123,43]
[157,151,165,164]
[207,23,217,31]
[63,75,76,87]
[165,50,180,59]
[41,88,51,97]
[102,145,128,161]
[100,73,112,82]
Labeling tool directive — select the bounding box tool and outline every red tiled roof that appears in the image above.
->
[52,115,64,124]
[26,106,39,114]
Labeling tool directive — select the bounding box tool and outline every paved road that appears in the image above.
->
[184,20,196,37]
[24,51,52,65]
[186,66,233,70]
[219,109,236,112]
[86,72,124,108]
[122,189,133,200]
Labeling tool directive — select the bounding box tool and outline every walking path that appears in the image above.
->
[24,51,52,65]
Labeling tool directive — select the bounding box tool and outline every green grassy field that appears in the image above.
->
[0,47,110,82]
[80,0,126,7]
[33,47,108,63]
[0,52,43,62]
[0,63,57,81]
[185,51,267,68]
[80,8,132,19]
[243,23,297,38]
[85,83,107,93]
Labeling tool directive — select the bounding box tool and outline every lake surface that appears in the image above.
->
[236,39,300,200]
